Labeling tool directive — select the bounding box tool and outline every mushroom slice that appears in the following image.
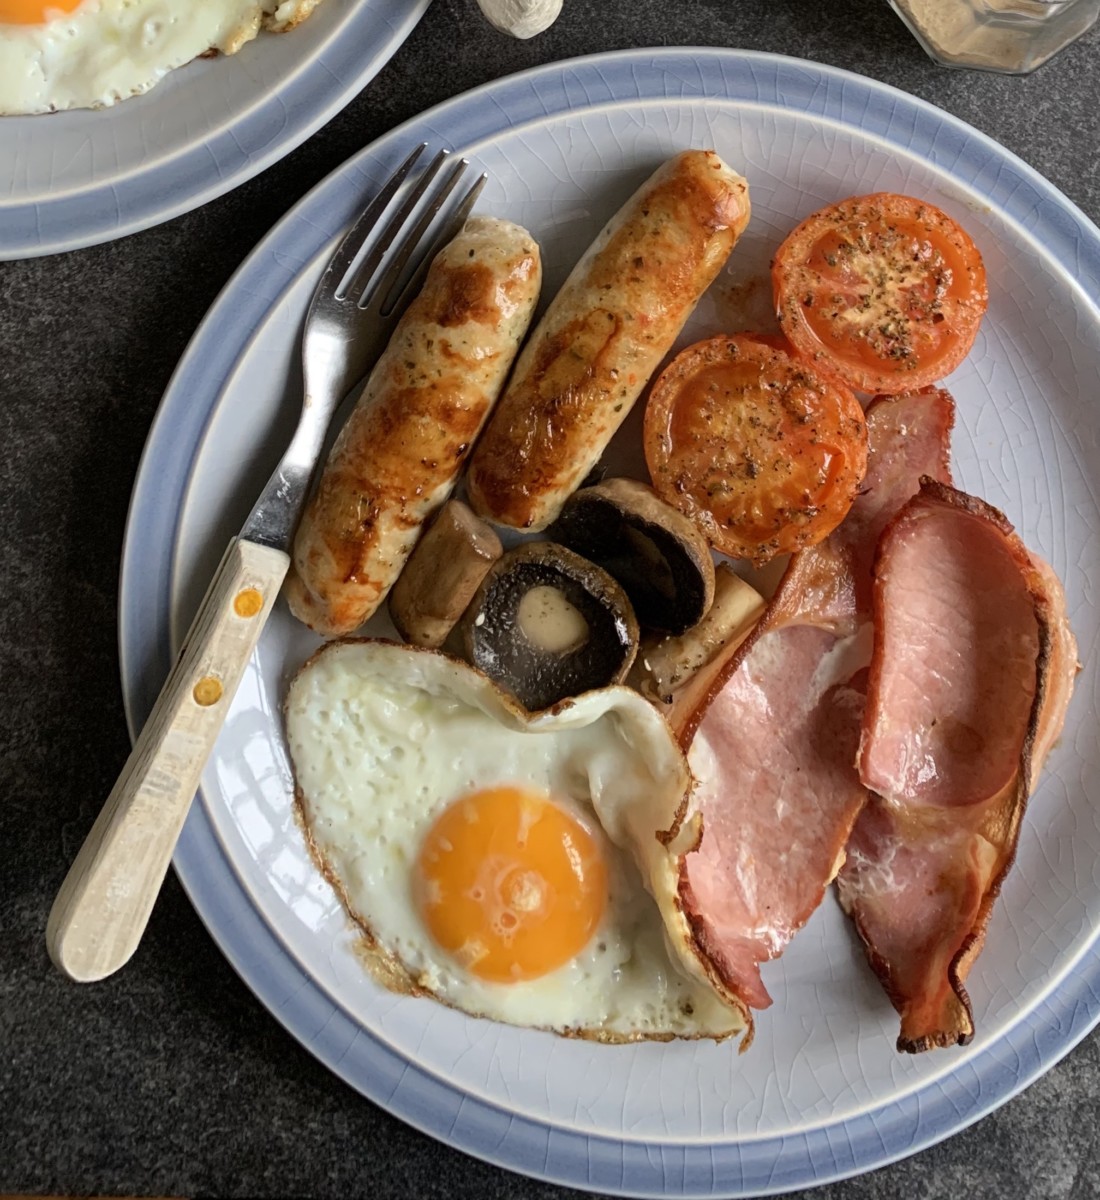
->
[459,542,639,711]
[388,501,503,649]
[630,565,766,714]
[547,478,716,634]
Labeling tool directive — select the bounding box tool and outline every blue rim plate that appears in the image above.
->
[119,48,1100,1197]
[0,0,431,260]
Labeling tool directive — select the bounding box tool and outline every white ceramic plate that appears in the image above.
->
[119,49,1100,1197]
[0,0,430,260]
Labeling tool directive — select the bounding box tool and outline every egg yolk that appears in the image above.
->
[0,0,82,22]
[415,786,607,983]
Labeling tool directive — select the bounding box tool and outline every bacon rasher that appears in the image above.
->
[665,389,955,1036]
[837,480,1077,1052]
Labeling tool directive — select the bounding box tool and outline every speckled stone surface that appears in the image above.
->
[2,1,1099,1197]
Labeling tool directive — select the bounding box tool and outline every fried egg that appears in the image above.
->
[0,0,322,115]
[285,640,746,1042]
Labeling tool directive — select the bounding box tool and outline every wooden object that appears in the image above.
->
[45,538,289,982]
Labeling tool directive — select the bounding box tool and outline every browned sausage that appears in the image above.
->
[285,216,541,636]
[465,150,750,532]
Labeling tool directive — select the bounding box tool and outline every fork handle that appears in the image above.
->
[46,538,290,983]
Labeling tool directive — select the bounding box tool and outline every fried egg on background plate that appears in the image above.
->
[285,640,746,1042]
[0,0,323,115]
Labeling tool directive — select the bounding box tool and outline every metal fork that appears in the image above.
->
[46,146,486,983]
[245,144,486,550]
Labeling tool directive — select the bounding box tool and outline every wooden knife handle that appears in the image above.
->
[46,538,290,982]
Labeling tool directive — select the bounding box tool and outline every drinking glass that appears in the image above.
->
[888,0,1100,72]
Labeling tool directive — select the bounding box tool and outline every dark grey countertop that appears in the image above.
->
[3,1,1099,1197]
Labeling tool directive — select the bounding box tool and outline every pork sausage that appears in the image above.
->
[286,216,541,636]
[465,150,750,531]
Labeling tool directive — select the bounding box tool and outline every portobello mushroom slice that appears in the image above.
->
[547,478,715,634]
[459,541,639,711]
[388,500,503,649]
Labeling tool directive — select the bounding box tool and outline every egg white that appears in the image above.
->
[285,640,746,1042]
[0,0,321,115]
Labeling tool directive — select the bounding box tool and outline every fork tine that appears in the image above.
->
[341,147,456,305]
[317,142,427,303]
[379,171,488,317]
[361,157,470,316]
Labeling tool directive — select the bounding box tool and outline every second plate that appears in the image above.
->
[0,0,431,259]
